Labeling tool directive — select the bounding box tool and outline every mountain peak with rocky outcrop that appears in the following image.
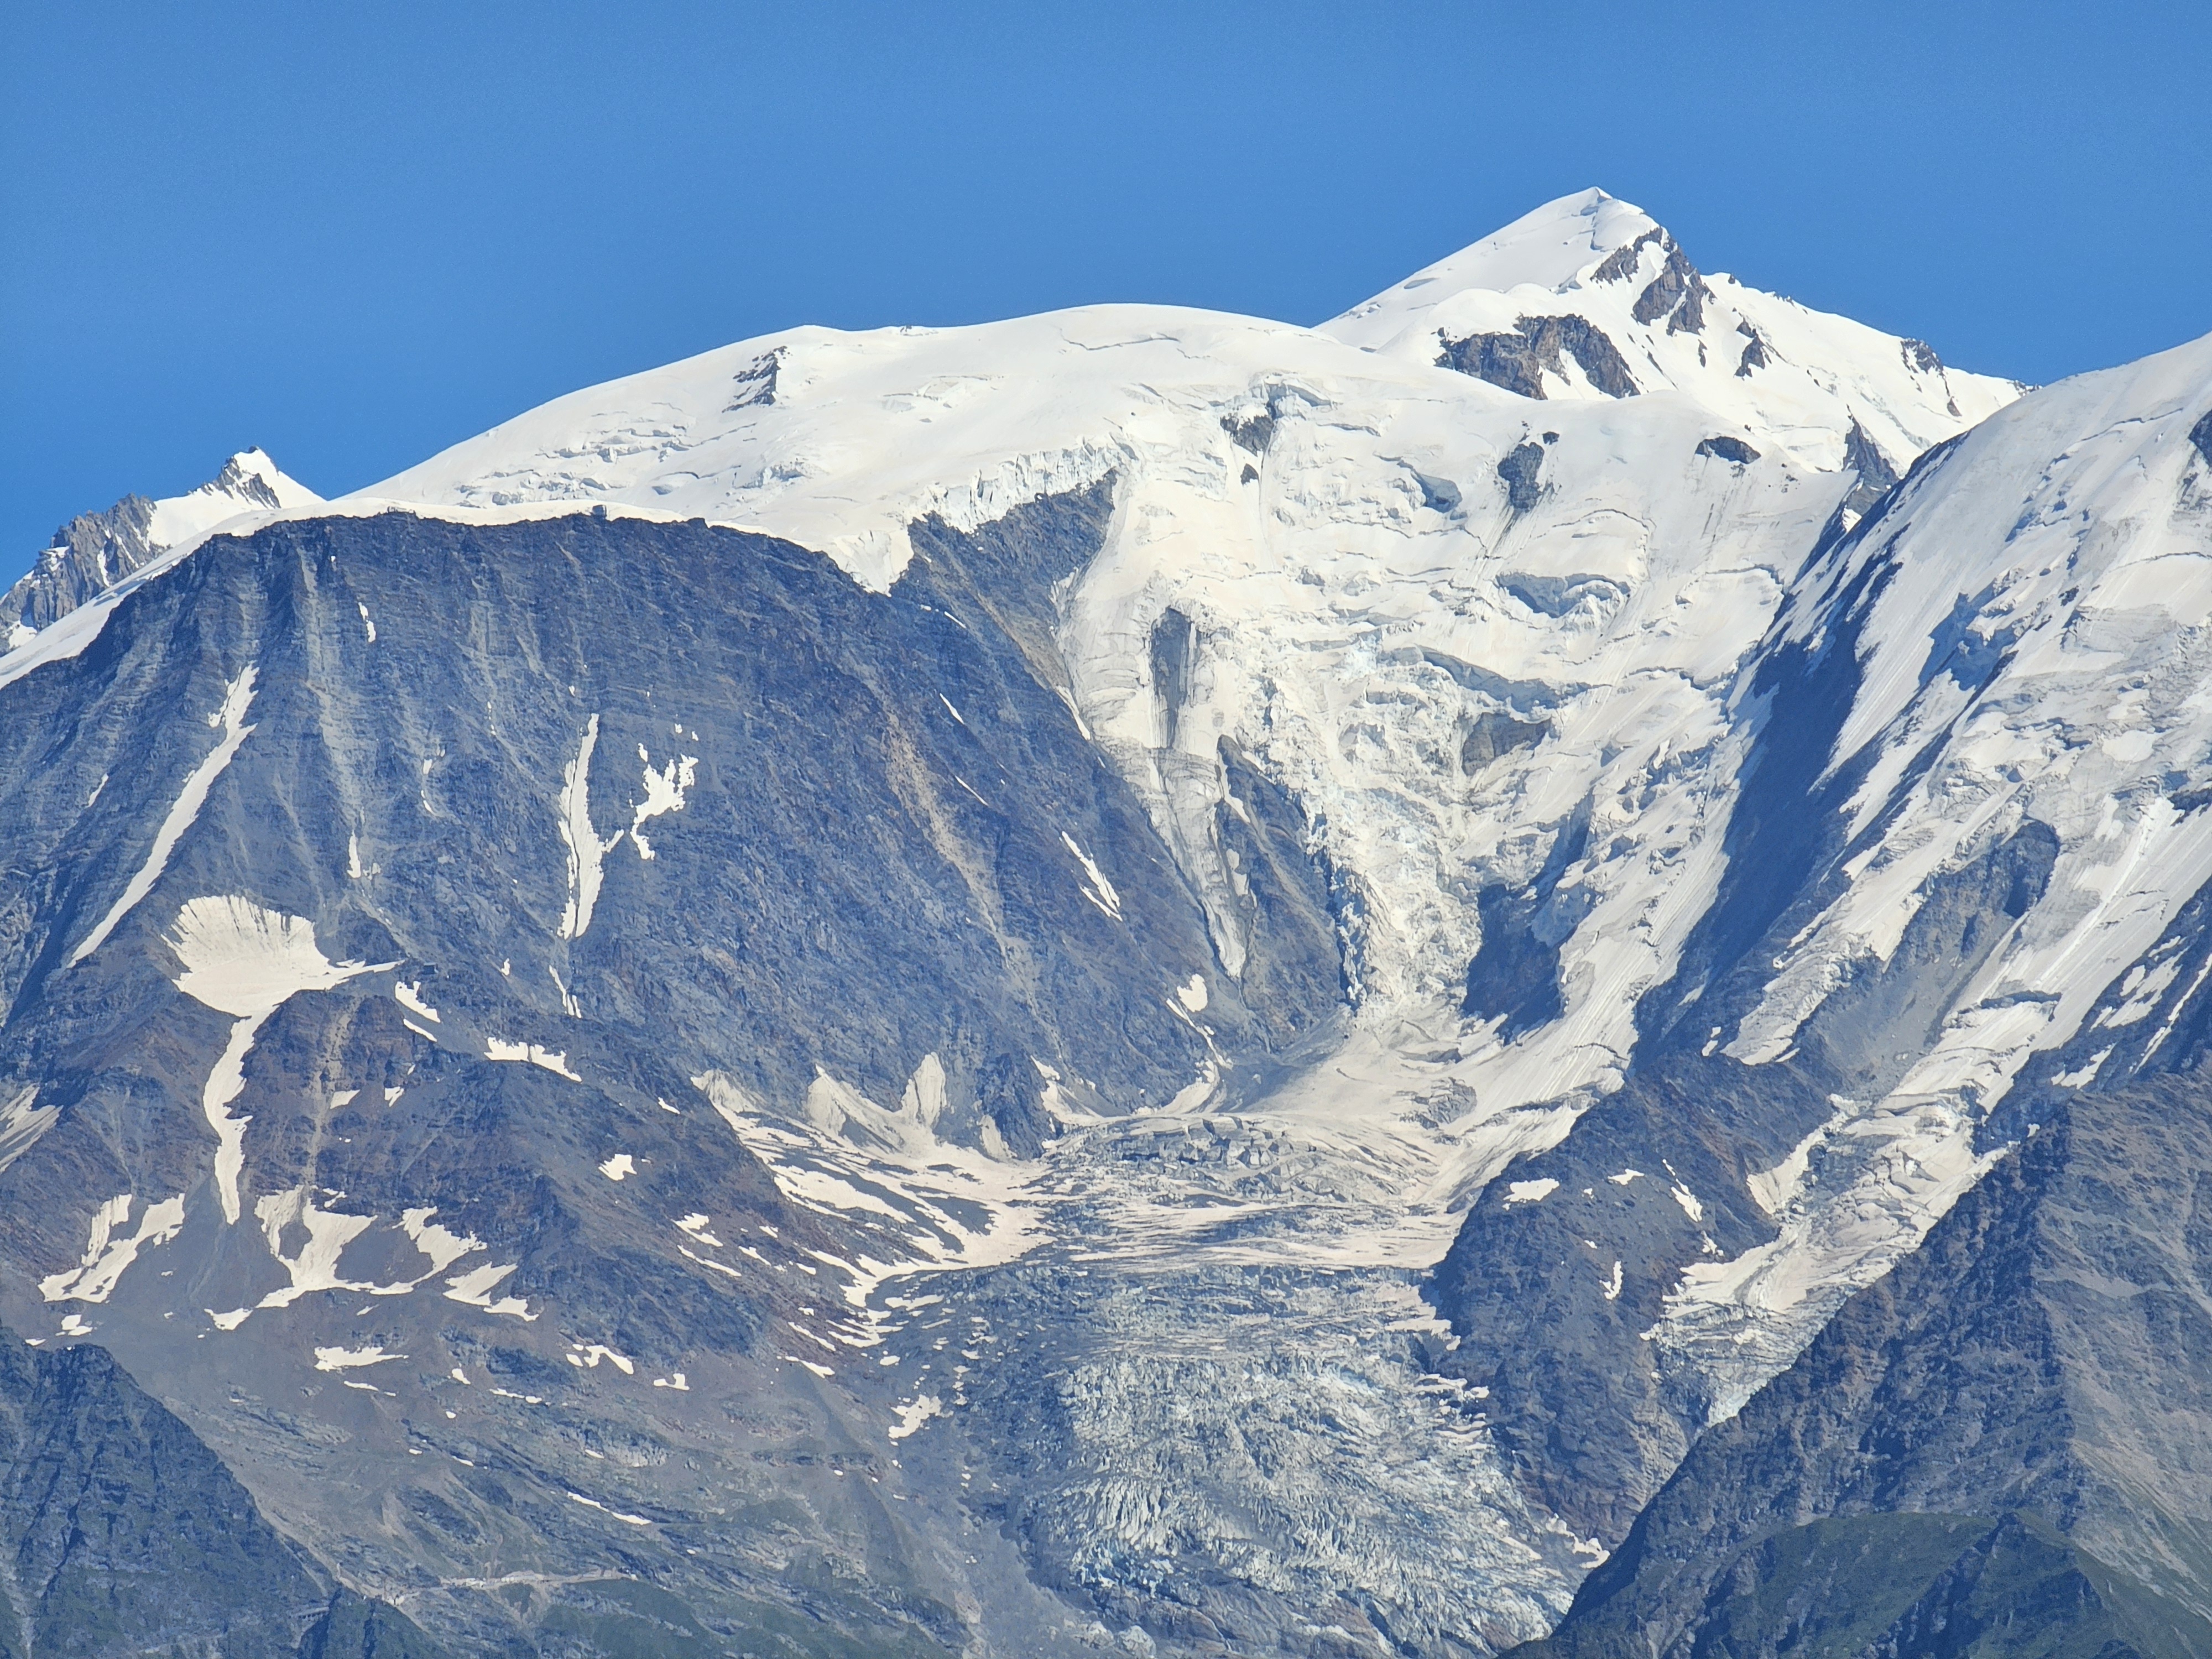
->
[1325,188,2022,487]
[3,448,320,646]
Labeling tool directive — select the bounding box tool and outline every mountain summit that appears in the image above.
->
[1326,188,2021,487]
[0,195,2205,1657]
[364,188,2015,592]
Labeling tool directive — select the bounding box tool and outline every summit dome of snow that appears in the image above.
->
[1335,187,1678,303]
[363,190,2017,592]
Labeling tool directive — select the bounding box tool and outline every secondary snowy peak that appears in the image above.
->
[3,448,321,645]
[1324,189,2022,486]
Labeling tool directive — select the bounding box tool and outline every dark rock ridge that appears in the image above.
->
[1695,435,1760,465]
[3,492,163,637]
[1841,417,1901,514]
[1523,1510,2212,1659]
[1903,337,1945,374]
[1587,225,1714,332]
[1512,1070,2212,1654]
[1735,321,1770,377]
[1497,441,1549,512]
[1,452,296,639]
[721,348,784,411]
[0,1321,442,1657]
[1149,607,1197,749]
[1441,316,1641,400]
[1627,235,1712,335]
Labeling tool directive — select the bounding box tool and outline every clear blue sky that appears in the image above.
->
[4,1,2207,582]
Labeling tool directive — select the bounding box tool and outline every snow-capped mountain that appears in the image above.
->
[0,190,2205,1658]
[3,448,321,648]
[1323,190,2020,487]
[1677,331,2212,1364]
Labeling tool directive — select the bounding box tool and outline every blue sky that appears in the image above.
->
[4,1,2207,582]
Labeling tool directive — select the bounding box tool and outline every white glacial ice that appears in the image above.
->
[315,1344,402,1371]
[558,713,622,938]
[336,189,2006,1183]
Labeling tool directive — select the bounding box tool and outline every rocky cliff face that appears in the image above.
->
[0,190,2205,1656]
[1514,1073,2212,1657]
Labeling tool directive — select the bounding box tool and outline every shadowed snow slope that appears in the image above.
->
[0,190,2205,1658]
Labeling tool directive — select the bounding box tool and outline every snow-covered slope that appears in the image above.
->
[1662,331,2212,1396]
[3,449,321,647]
